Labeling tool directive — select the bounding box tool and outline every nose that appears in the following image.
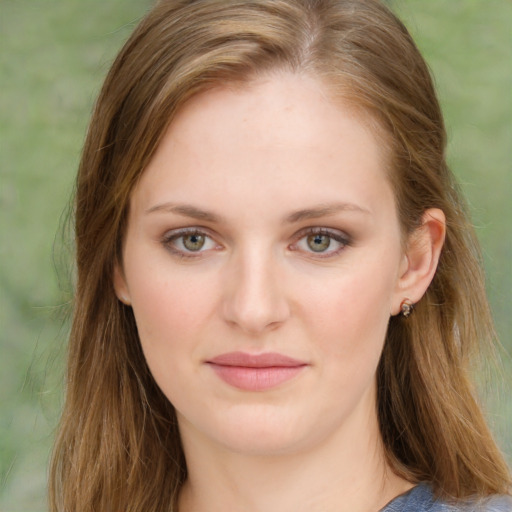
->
[221,245,291,335]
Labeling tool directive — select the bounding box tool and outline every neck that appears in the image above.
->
[177,405,412,512]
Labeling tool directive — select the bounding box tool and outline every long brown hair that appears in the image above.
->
[49,0,511,510]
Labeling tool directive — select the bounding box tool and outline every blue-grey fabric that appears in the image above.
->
[380,483,512,511]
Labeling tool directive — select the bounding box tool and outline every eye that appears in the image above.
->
[162,228,219,257]
[291,228,350,257]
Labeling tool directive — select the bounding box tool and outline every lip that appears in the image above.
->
[206,352,308,391]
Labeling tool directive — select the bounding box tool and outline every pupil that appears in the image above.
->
[308,234,330,252]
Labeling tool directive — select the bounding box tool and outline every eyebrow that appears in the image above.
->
[145,201,371,223]
[285,203,371,223]
[145,202,222,222]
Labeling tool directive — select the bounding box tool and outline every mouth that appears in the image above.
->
[205,352,308,391]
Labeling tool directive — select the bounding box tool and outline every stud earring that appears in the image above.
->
[400,299,413,318]
[119,295,131,306]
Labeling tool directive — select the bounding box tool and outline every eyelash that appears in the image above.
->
[161,227,219,259]
[161,227,351,259]
[289,227,351,259]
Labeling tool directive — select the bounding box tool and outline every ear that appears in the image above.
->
[113,263,131,306]
[391,208,446,315]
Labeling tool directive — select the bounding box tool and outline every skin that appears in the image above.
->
[115,72,445,512]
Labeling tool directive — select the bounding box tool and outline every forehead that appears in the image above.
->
[165,72,383,153]
[131,72,395,221]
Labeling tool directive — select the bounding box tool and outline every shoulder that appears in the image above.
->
[440,494,512,512]
[459,494,512,512]
[381,483,512,512]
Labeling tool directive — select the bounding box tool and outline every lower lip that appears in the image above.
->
[207,364,306,391]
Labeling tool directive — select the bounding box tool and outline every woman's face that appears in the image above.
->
[116,73,409,455]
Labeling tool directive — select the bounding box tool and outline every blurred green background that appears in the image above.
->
[1,0,510,510]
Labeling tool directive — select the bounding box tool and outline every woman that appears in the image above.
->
[49,0,511,510]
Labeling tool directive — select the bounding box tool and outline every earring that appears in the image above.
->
[400,299,413,318]
[119,295,131,306]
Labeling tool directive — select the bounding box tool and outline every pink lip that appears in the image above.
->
[206,352,308,391]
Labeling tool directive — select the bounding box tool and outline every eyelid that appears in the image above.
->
[161,227,221,258]
[289,227,351,257]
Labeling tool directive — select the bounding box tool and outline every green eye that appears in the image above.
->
[183,233,206,251]
[306,234,331,252]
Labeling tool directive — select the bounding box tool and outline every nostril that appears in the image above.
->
[221,281,290,334]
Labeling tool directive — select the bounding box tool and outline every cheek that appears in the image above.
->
[296,253,397,362]
[128,255,216,332]
[126,261,220,384]
[291,262,395,427]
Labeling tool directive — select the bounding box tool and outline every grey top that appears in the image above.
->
[380,483,512,512]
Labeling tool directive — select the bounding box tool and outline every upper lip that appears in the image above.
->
[206,351,307,368]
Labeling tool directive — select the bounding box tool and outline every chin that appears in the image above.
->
[179,404,316,456]
[216,428,307,457]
